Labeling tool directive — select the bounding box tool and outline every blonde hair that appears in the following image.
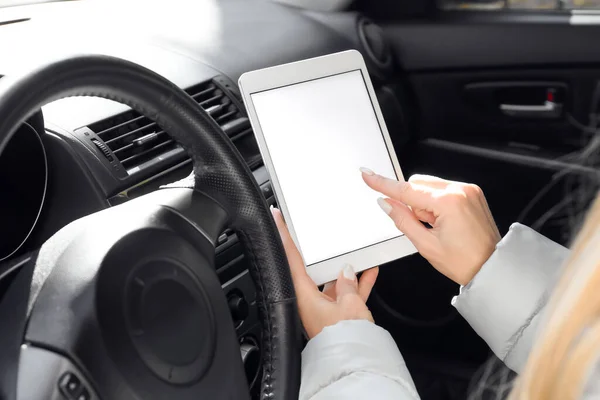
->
[509,194,600,399]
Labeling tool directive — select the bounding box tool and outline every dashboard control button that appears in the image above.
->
[91,139,115,163]
[228,293,249,325]
[260,183,273,199]
[76,388,91,400]
[58,372,81,397]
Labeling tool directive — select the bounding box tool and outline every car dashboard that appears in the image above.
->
[0,0,406,394]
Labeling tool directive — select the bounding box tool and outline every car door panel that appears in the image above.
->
[378,13,600,244]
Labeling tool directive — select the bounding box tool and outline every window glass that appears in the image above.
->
[562,0,600,8]
[440,0,600,10]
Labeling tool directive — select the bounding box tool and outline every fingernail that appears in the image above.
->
[359,167,374,176]
[342,263,356,281]
[377,197,393,215]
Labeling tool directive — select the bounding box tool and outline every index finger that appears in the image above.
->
[271,207,319,296]
[408,174,451,189]
[361,169,436,211]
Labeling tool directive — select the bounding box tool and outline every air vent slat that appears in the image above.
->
[230,127,254,142]
[205,103,232,119]
[120,139,176,169]
[222,117,250,137]
[105,121,157,145]
[199,92,224,108]
[112,143,134,156]
[205,104,222,116]
[190,84,217,101]
[96,114,146,139]
[87,78,253,175]
[216,109,238,123]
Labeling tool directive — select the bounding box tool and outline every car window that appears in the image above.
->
[0,0,70,8]
[440,0,600,10]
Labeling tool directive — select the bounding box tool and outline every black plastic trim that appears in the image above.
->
[422,138,599,175]
[383,13,600,72]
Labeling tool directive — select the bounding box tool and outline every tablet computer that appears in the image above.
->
[238,50,417,286]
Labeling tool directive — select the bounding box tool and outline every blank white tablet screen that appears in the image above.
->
[251,70,401,266]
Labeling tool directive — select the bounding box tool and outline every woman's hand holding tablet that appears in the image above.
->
[271,207,378,339]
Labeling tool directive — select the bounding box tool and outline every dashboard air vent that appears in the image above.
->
[87,79,253,174]
[88,109,179,173]
[184,81,253,141]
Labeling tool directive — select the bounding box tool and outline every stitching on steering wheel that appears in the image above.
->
[237,230,275,396]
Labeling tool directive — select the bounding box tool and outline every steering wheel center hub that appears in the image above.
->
[125,258,215,384]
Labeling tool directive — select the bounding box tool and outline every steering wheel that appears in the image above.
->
[0,55,301,399]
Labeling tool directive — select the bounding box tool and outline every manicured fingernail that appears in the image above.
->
[359,167,374,176]
[377,197,392,215]
[342,263,356,281]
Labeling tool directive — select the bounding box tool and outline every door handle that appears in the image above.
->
[499,101,563,119]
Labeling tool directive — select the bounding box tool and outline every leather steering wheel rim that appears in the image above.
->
[0,55,300,399]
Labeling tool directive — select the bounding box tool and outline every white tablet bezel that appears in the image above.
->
[238,50,417,286]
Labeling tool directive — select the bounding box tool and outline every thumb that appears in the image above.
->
[335,264,359,300]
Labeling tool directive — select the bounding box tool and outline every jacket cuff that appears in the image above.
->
[452,223,569,372]
[300,319,418,400]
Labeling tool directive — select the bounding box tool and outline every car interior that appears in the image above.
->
[1,0,600,399]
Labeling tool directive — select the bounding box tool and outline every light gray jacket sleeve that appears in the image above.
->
[452,223,570,373]
[300,319,420,400]
[453,223,600,398]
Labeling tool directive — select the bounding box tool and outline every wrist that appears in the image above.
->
[460,243,499,286]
